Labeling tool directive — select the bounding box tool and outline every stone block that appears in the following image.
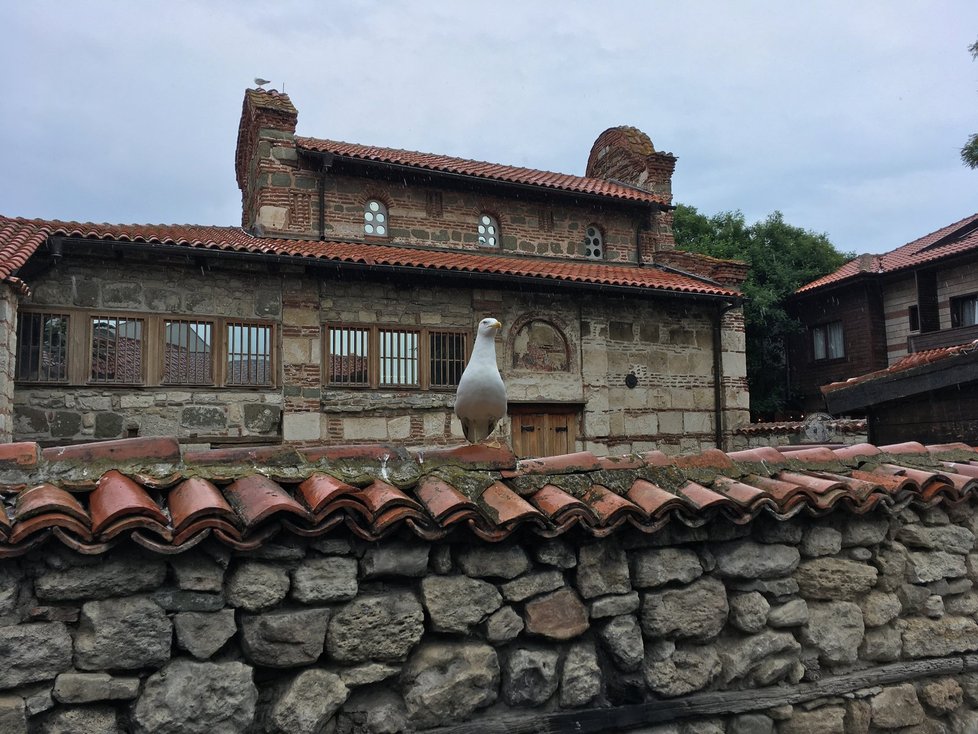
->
[801,601,864,665]
[795,557,878,600]
[401,642,499,729]
[920,677,963,714]
[870,684,925,729]
[524,588,589,640]
[898,523,975,555]
[779,707,845,734]
[53,673,140,703]
[291,556,358,603]
[226,560,289,611]
[589,591,640,619]
[327,591,424,663]
[718,630,800,684]
[343,416,388,441]
[360,542,430,578]
[74,596,172,671]
[174,610,236,659]
[860,591,902,627]
[713,540,799,579]
[457,545,530,579]
[283,412,321,441]
[906,551,967,582]
[598,614,644,671]
[0,695,26,734]
[243,403,281,432]
[560,639,601,707]
[485,606,524,643]
[800,527,843,557]
[241,608,330,667]
[576,542,631,598]
[35,706,119,734]
[422,576,502,633]
[170,554,225,593]
[269,669,349,734]
[840,515,890,547]
[500,570,565,602]
[643,643,721,697]
[767,599,809,627]
[641,577,728,640]
[0,622,72,689]
[729,591,770,633]
[387,415,411,439]
[180,406,227,429]
[132,659,257,734]
[503,647,560,706]
[35,555,167,601]
[632,547,702,588]
[902,615,978,657]
[533,539,577,569]
[860,626,902,661]
[93,412,123,438]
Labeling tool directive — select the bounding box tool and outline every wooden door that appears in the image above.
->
[510,408,578,458]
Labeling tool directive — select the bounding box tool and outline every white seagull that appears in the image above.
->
[454,318,506,443]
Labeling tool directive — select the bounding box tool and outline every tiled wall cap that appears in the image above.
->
[183,444,304,467]
[0,442,40,469]
[41,437,181,465]
[90,470,168,534]
[516,451,601,476]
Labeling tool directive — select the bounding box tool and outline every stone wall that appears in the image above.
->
[0,283,17,441]
[3,503,978,732]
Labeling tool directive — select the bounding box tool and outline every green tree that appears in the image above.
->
[673,205,851,420]
[964,39,978,169]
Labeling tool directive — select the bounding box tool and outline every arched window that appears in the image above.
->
[584,224,603,260]
[364,200,388,237]
[478,214,499,247]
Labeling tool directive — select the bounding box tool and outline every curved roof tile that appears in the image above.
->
[0,215,738,298]
[296,137,669,206]
[1,437,977,556]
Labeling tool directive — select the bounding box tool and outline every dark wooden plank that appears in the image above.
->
[429,655,978,734]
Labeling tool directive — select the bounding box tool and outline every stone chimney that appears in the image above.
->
[234,89,305,236]
[587,126,678,260]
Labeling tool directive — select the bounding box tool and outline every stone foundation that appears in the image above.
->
[2,501,978,732]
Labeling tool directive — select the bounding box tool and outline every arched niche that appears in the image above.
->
[512,319,570,372]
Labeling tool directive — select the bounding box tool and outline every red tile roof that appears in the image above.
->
[1,436,976,556]
[822,340,978,395]
[296,137,670,206]
[0,215,739,298]
[797,213,978,294]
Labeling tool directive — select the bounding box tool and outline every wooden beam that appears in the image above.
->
[428,654,978,734]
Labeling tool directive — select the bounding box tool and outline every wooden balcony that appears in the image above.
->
[908,324,978,353]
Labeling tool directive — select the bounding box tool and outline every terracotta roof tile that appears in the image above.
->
[0,215,738,299]
[296,136,669,206]
[797,212,978,294]
[822,341,978,395]
[0,436,976,555]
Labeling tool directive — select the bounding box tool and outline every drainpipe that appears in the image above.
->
[712,300,738,450]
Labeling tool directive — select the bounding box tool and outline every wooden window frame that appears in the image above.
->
[811,320,845,363]
[324,323,469,391]
[14,308,276,388]
[950,293,978,329]
[14,310,70,384]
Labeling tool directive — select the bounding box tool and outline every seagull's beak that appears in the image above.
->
[492,320,502,330]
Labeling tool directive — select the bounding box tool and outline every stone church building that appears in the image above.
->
[0,88,748,457]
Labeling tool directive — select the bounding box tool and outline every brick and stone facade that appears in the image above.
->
[4,87,751,454]
[3,500,978,731]
[0,283,18,441]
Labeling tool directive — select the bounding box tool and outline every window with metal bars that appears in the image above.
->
[163,319,214,384]
[15,312,68,382]
[91,316,144,384]
[226,322,272,386]
[325,325,467,390]
[379,328,419,387]
[429,330,466,387]
[327,326,370,386]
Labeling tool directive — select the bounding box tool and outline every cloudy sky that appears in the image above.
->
[3,1,976,255]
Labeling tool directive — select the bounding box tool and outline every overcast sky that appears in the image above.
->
[3,1,976,256]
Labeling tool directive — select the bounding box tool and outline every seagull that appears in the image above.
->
[454,318,506,444]
[254,78,271,89]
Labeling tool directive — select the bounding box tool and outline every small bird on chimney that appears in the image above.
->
[254,78,271,89]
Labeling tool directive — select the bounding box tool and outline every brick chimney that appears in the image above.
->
[587,126,678,260]
[234,89,303,236]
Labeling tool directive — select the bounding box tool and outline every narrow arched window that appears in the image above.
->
[478,214,499,247]
[364,200,388,237]
[584,224,603,260]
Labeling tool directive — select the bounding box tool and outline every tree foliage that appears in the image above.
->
[963,39,978,169]
[672,205,851,420]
